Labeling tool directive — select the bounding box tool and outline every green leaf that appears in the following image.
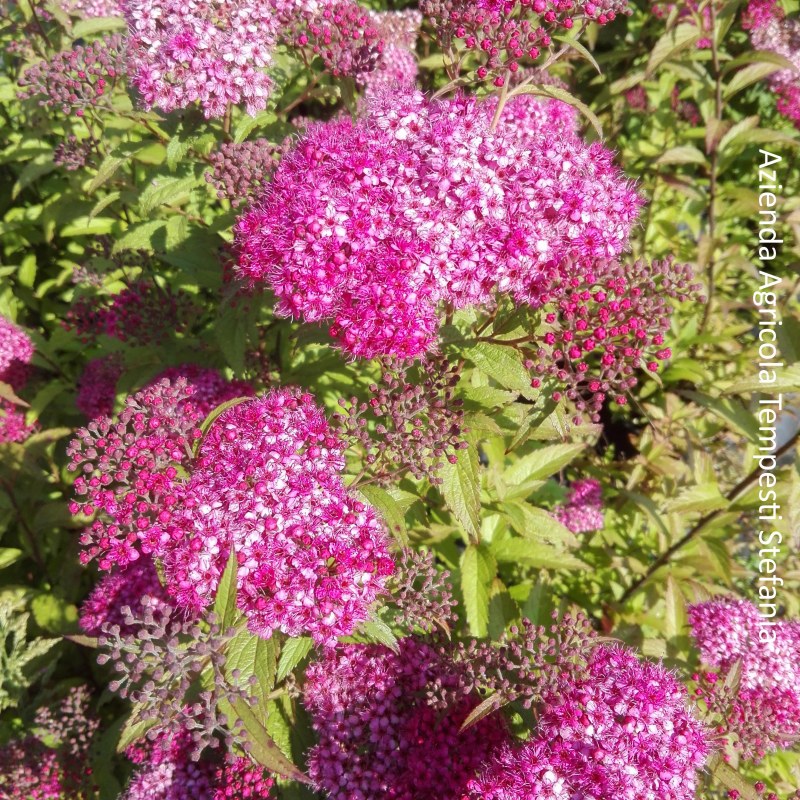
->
[440,442,482,542]
[213,550,240,632]
[467,343,536,399]
[357,485,409,547]
[492,538,586,570]
[112,220,168,253]
[664,575,687,640]
[514,84,604,140]
[504,443,586,486]
[460,692,508,732]
[724,62,786,99]
[646,24,701,75]
[86,153,130,194]
[711,758,759,800]
[554,34,601,74]
[276,637,314,683]
[0,548,23,569]
[656,146,707,166]
[218,696,310,783]
[460,544,495,637]
[224,628,277,712]
[89,191,121,221]
[501,502,575,549]
[139,176,197,217]
[360,618,399,652]
[30,594,79,634]
[71,16,126,37]
[116,705,158,753]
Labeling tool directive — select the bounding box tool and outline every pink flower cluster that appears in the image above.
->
[65,280,196,345]
[528,257,701,419]
[236,88,640,359]
[469,644,710,800]
[124,732,275,800]
[0,316,36,445]
[123,730,216,800]
[69,368,253,570]
[62,0,123,16]
[553,477,604,532]
[80,558,170,636]
[76,354,123,419]
[421,0,630,83]
[124,0,280,118]
[151,388,394,646]
[18,34,126,116]
[304,637,509,799]
[688,598,800,759]
[151,364,254,415]
[743,0,800,126]
[0,687,99,800]
[67,377,208,570]
[362,10,421,93]
[214,758,275,800]
[0,315,34,389]
[124,0,383,118]
[280,0,383,79]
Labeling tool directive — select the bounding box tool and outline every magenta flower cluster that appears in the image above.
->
[124,0,280,118]
[0,687,99,800]
[553,477,604,532]
[527,257,701,418]
[304,637,509,799]
[236,89,640,359]
[743,0,800,126]
[79,558,170,636]
[123,730,275,800]
[151,388,394,645]
[689,598,800,759]
[0,315,37,445]
[18,34,126,116]
[363,10,422,94]
[76,354,123,419]
[469,644,710,800]
[124,0,384,118]
[67,377,208,570]
[0,315,34,390]
[65,280,196,345]
[421,0,631,83]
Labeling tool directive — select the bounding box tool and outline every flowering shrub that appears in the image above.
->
[2,0,800,797]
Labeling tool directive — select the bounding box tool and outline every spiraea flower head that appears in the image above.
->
[742,0,800,126]
[79,558,170,637]
[688,598,800,759]
[76,354,123,420]
[67,378,206,570]
[151,388,394,646]
[235,88,640,360]
[0,315,34,390]
[0,686,99,800]
[124,0,281,118]
[0,401,38,444]
[205,139,288,208]
[149,364,254,415]
[65,279,196,346]
[278,0,384,78]
[304,636,509,799]
[528,257,702,420]
[62,0,123,17]
[420,0,631,83]
[362,10,421,93]
[469,644,710,800]
[553,477,604,533]
[122,728,217,800]
[18,34,126,116]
